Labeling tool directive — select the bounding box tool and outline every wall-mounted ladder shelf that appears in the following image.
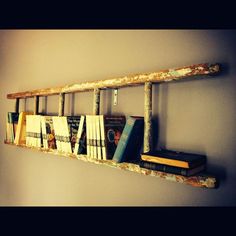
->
[5,63,220,189]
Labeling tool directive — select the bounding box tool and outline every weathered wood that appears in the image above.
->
[58,93,65,116]
[144,82,152,153]
[34,96,39,115]
[93,88,100,115]
[7,63,220,99]
[15,98,20,113]
[4,140,217,189]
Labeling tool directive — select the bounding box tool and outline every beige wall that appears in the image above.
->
[0,30,236,206]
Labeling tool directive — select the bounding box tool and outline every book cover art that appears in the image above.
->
[74,115,86,155]
[67,116,82,153]
[112,116,144,163]
[41,116,57,149]
[100,115,126,160]
[141,149,206,169]
[139,160,206,176]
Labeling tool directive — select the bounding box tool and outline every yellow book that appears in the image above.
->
[14,111,33,145]
[141,150,206,169]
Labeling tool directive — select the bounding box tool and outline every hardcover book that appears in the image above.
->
[100,115,126,160]
[14,111,33,145]
[139,160,206,176]
[113,116,144,163]
[141,149,207,169]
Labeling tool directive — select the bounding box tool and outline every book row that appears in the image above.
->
[6,112,207,176]
[6,112,144,163]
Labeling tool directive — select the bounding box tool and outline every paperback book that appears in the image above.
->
[100,115,126,160]
[14,111,33,145]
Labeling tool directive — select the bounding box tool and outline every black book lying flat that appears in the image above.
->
[141,149,206,169]
[140,160,206,176]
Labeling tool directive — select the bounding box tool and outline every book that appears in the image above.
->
[14,111,33,145]
[139,160,206,176]
[141,149,207,169]
[26,115,42,148]
[6,112,19,143]
[112,116,144,163]
[74,115,86,155]
[100,115,126,160]
[41,116,57,149]
[85,115,92,157]
[67,116,81,153]
[52,116,63,152]
[94,115,102,159]
[53,116,81,153]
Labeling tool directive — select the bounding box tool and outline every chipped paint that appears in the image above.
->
[4,141,217,189]
[7,63,220,99]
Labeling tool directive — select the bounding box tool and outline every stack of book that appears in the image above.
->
[140,149,206,176]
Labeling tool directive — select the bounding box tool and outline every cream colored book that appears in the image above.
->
[52,116,62,152]
[33,115,42,148]
[61,116,72,154]
[95,115,102,160]
[99,115,107,160]
[26,115,33,146]
[92,115,97,159]
[85,115,91,157]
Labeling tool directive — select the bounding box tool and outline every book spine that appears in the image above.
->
[74,115,84,155]
[99,115,107,160]
[86,115,92,158]
[95,115,102,160]
[112,118,135,163]
[41,116,48,149]
[140,161,205,176]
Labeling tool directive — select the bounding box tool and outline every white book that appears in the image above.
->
[99,115,107,160]
[52,116,62,152]
[33,115,42,148]
[61,116,72,154]
[86,115,94,158]
[41,116,48,149]
[26,115,31,146]
[92,115,97,159]
[95,115,102,160]
[85,115,90,157]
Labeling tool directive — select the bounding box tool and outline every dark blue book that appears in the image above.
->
[112,116,144,163]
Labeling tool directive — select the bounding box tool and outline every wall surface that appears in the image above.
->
[0,30,236,206]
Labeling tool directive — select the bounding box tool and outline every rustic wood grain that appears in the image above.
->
[7,63,220,99]
[58,93,65,116]
[4,141,217,189]
[144,82,152,153]
[93,88,100,115]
